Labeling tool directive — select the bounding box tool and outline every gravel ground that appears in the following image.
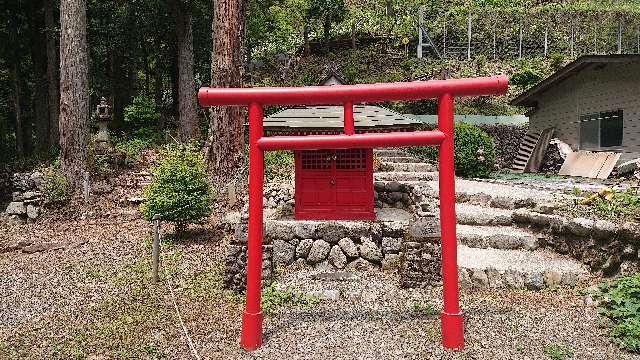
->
[0,169,637,359]
[217,269,639,360]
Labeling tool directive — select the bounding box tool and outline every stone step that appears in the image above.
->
[385,162,435,172]
[375,156,422,163]
[373,171,437,182]
[458,245,589,290]
[374,149,408,157]
[457,225,540,250]
[427,178,555,209]
[455,203,514,226]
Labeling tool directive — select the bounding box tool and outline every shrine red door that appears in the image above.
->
[294,148,374,220]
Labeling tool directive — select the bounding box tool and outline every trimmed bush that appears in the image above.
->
[409,123,496,178]
[141,144,212,227]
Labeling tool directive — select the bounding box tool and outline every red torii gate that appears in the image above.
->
[198,76,509,351]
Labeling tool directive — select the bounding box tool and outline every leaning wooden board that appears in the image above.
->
[558,151,621,179]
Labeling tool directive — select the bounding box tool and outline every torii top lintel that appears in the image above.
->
[198,76,509,106]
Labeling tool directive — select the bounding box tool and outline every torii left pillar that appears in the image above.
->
[241,102,265,350]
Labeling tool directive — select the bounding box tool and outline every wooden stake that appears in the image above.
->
[152,214,161,283]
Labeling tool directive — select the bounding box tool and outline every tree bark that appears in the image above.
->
[204,0,245,181]
[173,0,199,141]
[9,64,25,157]
[45,0,59,146]
[59,0,89,190]
[31,0,50,151]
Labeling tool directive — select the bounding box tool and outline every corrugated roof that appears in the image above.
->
[264,105,421,129]
[511,54,640,107]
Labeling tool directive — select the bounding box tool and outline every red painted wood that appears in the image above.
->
[294,148,374,220]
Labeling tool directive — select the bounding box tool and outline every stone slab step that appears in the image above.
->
[456,203,514,226]
[385,162,435,172]
[457,225,540,250]
[458,245,589,290]
[374,171,437,182]
[375,156,422,163]
[374,149,408,157]
[427,179,555,209]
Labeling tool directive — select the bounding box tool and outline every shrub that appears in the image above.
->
[123,96,160,129]
[141,144,212,228]
[42,167,68,204]
[409,123,496,178]
[594,274,640,352]
[265,150,294,181]
[549,53,566,71]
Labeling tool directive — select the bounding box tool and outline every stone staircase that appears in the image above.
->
[374,148,590,290]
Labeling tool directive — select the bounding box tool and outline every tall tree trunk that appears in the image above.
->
[173,0,198,141]
[204,0,245,180]
[31,0,50,152]
[45,0,59,146]
[59,0,89,190]
[9,64,25,157]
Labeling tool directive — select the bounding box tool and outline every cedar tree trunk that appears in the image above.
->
[173,0,198,141]
[59,0,89,190]
[204,0,245,180]
[45,0,60,146]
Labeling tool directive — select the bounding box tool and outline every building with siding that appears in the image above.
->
[511,55,640,162]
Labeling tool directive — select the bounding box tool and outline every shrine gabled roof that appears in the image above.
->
[264,105,421,129]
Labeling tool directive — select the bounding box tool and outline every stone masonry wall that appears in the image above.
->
[513,208,640,276]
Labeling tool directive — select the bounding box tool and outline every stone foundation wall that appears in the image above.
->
[224,213,444,291]
[4,172,46,221]
[223,244,273,292]
[513,208,640,275]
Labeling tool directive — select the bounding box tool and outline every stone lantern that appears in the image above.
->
[95,97,112,153]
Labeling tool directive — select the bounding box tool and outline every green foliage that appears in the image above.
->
[307,0,346,38]
[595,274,640,352]
[409,123,496,178]
[260,283,322,315]
[510,67,543,89]
[123,96,160,129]
[113,126,167,162]
[590,188,640,222]
[543,343,574,359]
[42,166,68,204]
[140,144,212,226]
[265,150,294,181]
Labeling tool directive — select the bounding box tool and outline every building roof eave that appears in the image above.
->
[510,54,640,107]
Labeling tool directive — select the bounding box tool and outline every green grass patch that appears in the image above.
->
[260,283,322,315]
[543,343,574,359]
[412,302,438,316]
[589,188,640,222]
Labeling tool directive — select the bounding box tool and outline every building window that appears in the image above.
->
[579,110,623,148]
